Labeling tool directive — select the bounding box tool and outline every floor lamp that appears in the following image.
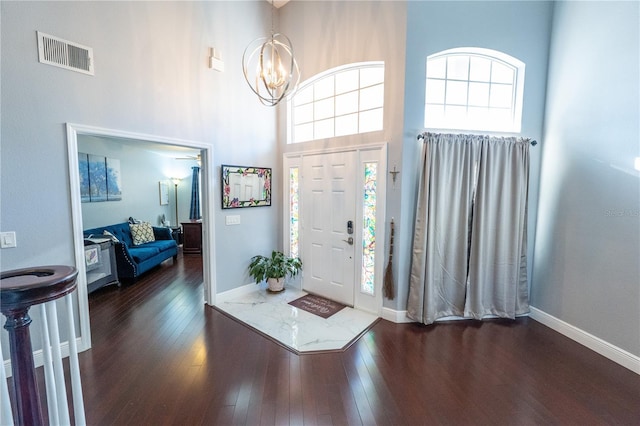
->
[172,177,181,226]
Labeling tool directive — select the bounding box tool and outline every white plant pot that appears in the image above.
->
[267,277,285,292]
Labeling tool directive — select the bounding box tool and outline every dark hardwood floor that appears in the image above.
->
[33,253,640,424]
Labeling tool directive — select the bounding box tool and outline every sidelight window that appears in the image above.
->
[289,167,300,258]
[361,162,377,295]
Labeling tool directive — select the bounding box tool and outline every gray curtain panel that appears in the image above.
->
[189,166,201,220]
[407,133,530,324]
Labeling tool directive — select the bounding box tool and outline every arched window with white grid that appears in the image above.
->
[425,48,525,133]
[288,62,384,144]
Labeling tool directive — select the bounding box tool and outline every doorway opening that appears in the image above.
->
[66,123,217,352]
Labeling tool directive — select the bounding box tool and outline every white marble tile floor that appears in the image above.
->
[214,287,379,353]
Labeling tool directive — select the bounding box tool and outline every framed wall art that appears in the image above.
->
[159,181,170,205]
[79,153,122,202]
[221,165,272,209]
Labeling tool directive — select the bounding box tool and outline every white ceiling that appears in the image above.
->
[133,142,199,159]
[106,136,200,159]
[269,0,290,9]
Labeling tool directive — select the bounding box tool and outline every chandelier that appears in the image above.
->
[242,1,300,106]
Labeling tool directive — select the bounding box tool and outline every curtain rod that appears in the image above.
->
[416,133,537,146]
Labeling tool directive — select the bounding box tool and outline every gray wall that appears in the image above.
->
[0,1,277,300]
[532,1,640,356]
[400,1,554,311]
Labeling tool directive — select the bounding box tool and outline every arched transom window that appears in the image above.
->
[425,48,525,133]
[288,62,385,143]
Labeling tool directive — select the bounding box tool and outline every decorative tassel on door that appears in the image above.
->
[383,218,395,300]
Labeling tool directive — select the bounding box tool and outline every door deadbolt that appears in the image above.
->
[347,220,354,235]
[343,236,354,245]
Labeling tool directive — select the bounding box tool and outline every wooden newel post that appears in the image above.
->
[0,265,78,426]
[3,305,42,425]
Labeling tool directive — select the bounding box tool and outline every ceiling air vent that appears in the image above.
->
[37,31,94,75]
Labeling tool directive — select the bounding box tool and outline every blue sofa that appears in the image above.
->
[84,222,178,280]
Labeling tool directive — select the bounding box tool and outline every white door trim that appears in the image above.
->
[66,123,217,352]
[283,143,387,316]
[285,142,388,157]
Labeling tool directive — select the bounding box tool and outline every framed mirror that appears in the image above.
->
[221,165,272,209]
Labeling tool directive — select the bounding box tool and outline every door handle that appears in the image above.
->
[342,237,354,245]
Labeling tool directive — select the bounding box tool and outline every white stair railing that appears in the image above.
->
[1,292,86,425]
[1,338,15,426]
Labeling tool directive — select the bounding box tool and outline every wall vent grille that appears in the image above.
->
[37,31,94,75]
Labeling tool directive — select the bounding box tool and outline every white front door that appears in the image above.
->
[284,146,387,315]
[302,151,357,305]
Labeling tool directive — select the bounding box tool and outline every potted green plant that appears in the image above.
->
[248,250,303,292]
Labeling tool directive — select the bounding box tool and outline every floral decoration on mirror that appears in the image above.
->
[221,165,272,209]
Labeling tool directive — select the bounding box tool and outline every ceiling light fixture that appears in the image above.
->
[242,0,300,106]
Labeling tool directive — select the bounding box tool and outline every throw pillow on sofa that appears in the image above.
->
[130,222,155,245]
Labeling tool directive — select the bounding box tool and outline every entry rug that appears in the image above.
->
[288,293,346,319]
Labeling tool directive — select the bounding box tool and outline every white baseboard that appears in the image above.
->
[529,306,640,375]
[381,307,415,323]
[4,337,82,378]
[215,283,260,303]
[381,309,526,324]
[382,306,639,375]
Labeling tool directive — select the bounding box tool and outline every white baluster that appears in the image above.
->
[65,294,86,426]
[39,304,60,425]
[45,300,71,425]
[0,338,15,426]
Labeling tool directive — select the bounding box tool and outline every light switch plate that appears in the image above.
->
[225,215,241,226]
[1,231,17,248]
